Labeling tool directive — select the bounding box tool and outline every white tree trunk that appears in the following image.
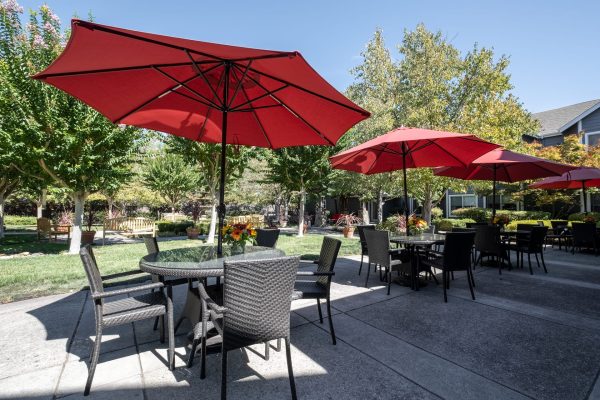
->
[206,190,218,244]
[107,198,114,219]
[377,190,384,223]
[297,188,306,237]
[68,192,87,254]
[361,201,370,225]
[0,193,5,240]
[315,195,327,226]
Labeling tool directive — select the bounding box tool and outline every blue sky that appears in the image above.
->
[15,0,600,113]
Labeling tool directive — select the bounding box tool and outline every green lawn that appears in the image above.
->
[0,232,360,303]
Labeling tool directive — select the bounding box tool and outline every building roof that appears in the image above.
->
[531,99,600,138]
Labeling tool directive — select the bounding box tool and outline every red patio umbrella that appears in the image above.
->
[33,19,369,253]
[529,167,600,213]
[434,149,576,219]
[329,127,500,230]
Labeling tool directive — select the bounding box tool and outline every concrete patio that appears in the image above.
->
[1,247,599,400]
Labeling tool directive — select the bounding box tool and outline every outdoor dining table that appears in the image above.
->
[390,233,446,290]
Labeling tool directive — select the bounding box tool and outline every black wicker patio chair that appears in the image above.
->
[198,256,300,400]
[357,224,375,275]
[546,220,569,249]
[363,229,411,295]
[419,231,476,302]
[293,236,341,345]
[79,245,174,396]
[255,228,281,248]
[571,223,599,256]
[473,225,511,274]
[509,226,549,274]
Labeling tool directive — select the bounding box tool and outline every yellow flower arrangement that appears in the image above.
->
[222,223,257,247]
[407,215,428,235]
[492,214,510,226]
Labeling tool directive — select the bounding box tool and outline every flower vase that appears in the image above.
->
[230,241,246,254]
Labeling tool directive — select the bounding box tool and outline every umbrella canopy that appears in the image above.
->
[33,19,369,252]
[329,127,500,231]
[434,149,576,218]
[529,167,600,212]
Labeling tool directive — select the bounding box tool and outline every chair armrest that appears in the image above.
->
[101,270,147,280]
[296,271,335,277]
[92,282,164,299]
[198,283,228,315]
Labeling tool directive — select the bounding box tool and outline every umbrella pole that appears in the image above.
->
[491,165,497,223]
[582,181,588,214]
[402,151,410,235]
[217,63,231,256]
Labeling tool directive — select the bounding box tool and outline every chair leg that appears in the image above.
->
[467,268,475,300]
[187,337,199,368]
[285,337,298,400]
[443,270,448,303]
[167,286,175,370]
[84,324,102,396]
[527,253,533,275]
[387,268,392,296]
[159,315,165,343]
[326,296,336,345]
[540,251,548,273]
[358,253,364,275]
[534,253,541,269]
[497,255,502,275]
[221,345,228,400]
[200,330,207,379]
[153,316,160,331]
[451,271,455,280]
[277,338,281,351]
[265,342,270,360]
[316,298,323,323]
[364,261,371,288]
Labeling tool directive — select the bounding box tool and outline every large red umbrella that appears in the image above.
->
[434,149,576,219]
[329,127,500,230]
[33,20,369,253]
[529,167,600,212]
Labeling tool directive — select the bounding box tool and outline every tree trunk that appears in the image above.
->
[422,188,433,224]
[206,189,218,244]
[171,206,175,222]
[0,193,5,240]
[315,195,327,226]
[107,197,114,219]
[281,196,289,226]
[68,192,87,254]
[361,201,370,225]
[297,188,306,237]
[377,190,384,223]
[274,195,281,226]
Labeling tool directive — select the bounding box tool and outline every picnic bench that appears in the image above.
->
[226,214,266,228]
[102,217,157,245]
[37,217,71,242]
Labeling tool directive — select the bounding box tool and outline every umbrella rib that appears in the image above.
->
[430,140,468,167]
[228,52,298,63]
[186,50,225,108]
[196,67,228,142]
[238,83,273,148]
[244,65,369,116]
[152,66,222,109]
[233,64,334,145]
[228,61,252,109]
[235,104,283,112]
[229,85,289,111]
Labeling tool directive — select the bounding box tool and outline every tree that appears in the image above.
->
[0,2,143,252]
[265,146,331,236]
[393,25,537,222]
[142,153,199,220]
[165,137,250,243]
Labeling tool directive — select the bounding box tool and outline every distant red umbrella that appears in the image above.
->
[434,149,576,219]
[329,127,500,229]
[33,19,369,253]
[529,167,600,212]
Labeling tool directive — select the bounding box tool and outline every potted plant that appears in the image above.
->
[335,213,362,238]
[81,207,96,245]
[186,224,200,239]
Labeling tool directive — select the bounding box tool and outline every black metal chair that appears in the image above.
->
[198,256,300,400]
[546,220,569,250]
[293,236,341,345]
[255,228,281,248]
[473,225,511,274]
[571,223,599,256]
[510,226,548,274]
[79,245,174,396]
[419,232,476,302]
[357,224,375,275]
[363,229,411,295]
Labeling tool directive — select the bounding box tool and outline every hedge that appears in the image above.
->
[157,220,195,235]
[4,215,37,226]
[435,218,476,232]
[568,212,600,222]
[452,208,550,222]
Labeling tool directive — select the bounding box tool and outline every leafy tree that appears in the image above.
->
[142,153,199,220]
[165,137,250,243]
[0,2,143,252]
[265,146,331,236]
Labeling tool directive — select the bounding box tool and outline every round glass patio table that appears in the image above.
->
[139,245,285,278]
[390,234,446,290]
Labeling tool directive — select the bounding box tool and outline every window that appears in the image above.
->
[485,194,517,210]
[587,132,600,146]
[448,194,477,215]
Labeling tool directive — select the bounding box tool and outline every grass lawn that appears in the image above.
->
[0,232,360,303]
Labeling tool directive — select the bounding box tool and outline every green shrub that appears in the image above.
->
[453,208,488,222]
[377,214,405,234]
[431,207,443,222]
[435,218,476,232]
[4,215,37,226]
[568,212,600,222]
[452,208,550,223]
[157,220,194,235]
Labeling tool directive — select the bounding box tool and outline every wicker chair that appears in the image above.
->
[509,226,548,274]
[419,231,476,302]
[255,228,281,248]
[357,225,375,275]
[571,223,599,256]
[293,236,341,345]
[198,256,300,400]
[473,225,511,274]
[79,245,174,396]
[363,230,411,295]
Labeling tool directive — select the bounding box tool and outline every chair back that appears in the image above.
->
[517,223,536,231]
[357,225,376,253]
[222,256,299,348]
[527,226,548,251]
[144,236,159,255]
[80,245,104,297]
[572,223,596,243]
[37,217,52,233]
[550,220,568,234]
[451,227,475,233]
[466,222,488,229]
[363,229,391,267]
[315,237,342,287]
[442,232,476,271]
[255,228,280,248]
[474,225,501,254]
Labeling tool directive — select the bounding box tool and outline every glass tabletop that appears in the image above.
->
[139,245,286,277]
[390,233,446,245]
